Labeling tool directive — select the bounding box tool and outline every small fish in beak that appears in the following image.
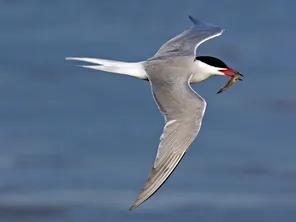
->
[217,72,243,94]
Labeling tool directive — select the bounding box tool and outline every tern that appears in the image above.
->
[66,16,241,211]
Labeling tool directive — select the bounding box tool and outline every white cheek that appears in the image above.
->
[197,61,223,75]
[190,61,227,83]
[191,62,213,83]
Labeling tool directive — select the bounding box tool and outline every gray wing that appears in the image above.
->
[129,75,206,210]
[154,16,224,57]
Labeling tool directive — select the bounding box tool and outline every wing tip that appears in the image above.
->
[128,191,147,211]
[188,15,224,32]
[188,15,201,25]
[128,153,187,211]
[129,204,137,211]
[129,197,144,211]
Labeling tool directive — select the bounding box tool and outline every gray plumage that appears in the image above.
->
[129,60,206,210]
[129,17,223,210]
[66,15,226,211]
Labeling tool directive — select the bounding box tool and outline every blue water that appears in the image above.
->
[0,0,295,221]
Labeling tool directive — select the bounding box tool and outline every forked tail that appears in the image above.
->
[66,57,148,80]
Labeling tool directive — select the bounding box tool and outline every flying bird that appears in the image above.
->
[66,16,242,211]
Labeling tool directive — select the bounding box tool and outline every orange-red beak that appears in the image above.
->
[219,68,237,77]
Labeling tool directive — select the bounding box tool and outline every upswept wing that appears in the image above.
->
[154,16,224,57]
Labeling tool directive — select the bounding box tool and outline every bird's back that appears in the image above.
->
[144,56,194,81]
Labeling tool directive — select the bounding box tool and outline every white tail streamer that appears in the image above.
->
[66,57,148,80]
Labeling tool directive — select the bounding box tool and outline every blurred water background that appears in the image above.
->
[0,0,295,221]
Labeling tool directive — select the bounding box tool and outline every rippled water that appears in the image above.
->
[0,0,295,221]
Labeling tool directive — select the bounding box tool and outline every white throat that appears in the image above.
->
[190,60,225,83]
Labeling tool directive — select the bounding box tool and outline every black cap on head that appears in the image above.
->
[195,56,228,68]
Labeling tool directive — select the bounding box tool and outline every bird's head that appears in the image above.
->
[195,56,238,77]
